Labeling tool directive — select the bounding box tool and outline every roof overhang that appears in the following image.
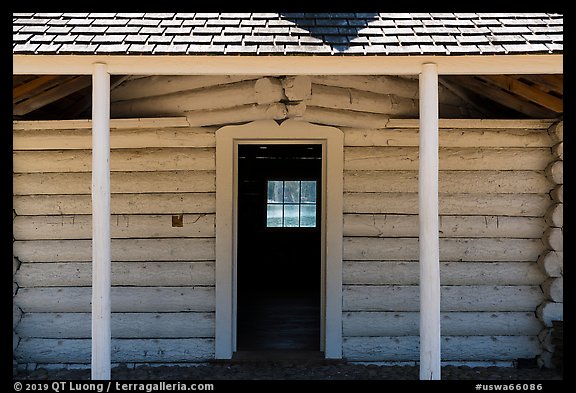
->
[13,54,563,76]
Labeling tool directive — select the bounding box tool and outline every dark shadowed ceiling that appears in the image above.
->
[12,73,563,120]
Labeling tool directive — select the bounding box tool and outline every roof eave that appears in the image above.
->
[13,53,563,76]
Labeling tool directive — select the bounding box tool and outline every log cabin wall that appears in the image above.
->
[341,118,558,364]
[13,118,218,366]
[536,121,563,368]
[12,74,561,367]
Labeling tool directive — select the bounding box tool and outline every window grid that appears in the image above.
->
[267,180,317,228]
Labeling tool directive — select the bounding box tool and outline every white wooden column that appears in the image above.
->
[418,63,441,380]
[91,62,111,380]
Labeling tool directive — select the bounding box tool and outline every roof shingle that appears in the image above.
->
[12,12,563,56]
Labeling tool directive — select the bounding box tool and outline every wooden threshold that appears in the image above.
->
[227,350,331,363]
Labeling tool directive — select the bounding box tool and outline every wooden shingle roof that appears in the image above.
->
[13,12,563,56]
[12,13,563,120]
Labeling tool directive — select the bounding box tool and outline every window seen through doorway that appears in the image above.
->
[266,180,317,228]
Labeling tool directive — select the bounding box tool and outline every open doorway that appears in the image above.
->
[236,144,322,352]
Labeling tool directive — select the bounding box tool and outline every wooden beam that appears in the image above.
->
[438,77,499,117]
[13,75,35,86]
[13,76,92,116]
[13,75,74,104]
[477,75,563,113]
[513,74,563,94]
[13,54,564,76]
[443,76,556,118]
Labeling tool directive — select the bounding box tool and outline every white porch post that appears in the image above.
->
[418,63,441,380]
[91,62,111,380]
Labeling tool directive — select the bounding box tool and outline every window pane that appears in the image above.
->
[300,204,316,227]
[283,181,300,203]
[267,181,283,203]
[300,181,316,203]
[283,204,300,227]
[267,204,283,227]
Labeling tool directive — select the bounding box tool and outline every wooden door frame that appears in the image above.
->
[215,119,343,359]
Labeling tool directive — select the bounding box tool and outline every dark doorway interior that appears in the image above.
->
[236,144,322,351]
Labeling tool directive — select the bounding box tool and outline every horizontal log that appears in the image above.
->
[13,193,216,216]
[343,336,540,362]
[13,214,215,240]
[13,171,216,195]
[14,192,549,219]
[544,203,563,227]
[384,118,555,130]
[11,169,550,199]
[14,118,551,132]
[537,251,563,278]
[342,127,554,148]
[310,75,419,99]
[12,123,553,150]
[309,83,418,115]
[536,301,563,327]
[343,285,543,312]
[13,305,22,329]
[13,127,217,150]
[13,148,215,173]
[343,261,546,286]
[343,192,551,217]
[13,117,190,130]
[343,311,542,337]
[111,78,285,117]
[344,146,552,171]
[311,75,471,108]
[14,286,215,313]
[545,160,563,184]
[543,227,563,251]
[16,338,214,364]
[344,170,553,194]
[552,141,563,160]
[344,214,546,238]
[13,257,21,276]
[302,106,390,129]
[13,238,215,262]
[111,75,259,102]
[547,121,563,143]
[286,101,306,118]
[15,261,215,287]
[550,185,563,203]
[343,237,544,261]
[12,116,562,132]
[538,328,554,353]
[16,312,214,338]
[537,350,554,369]
[184,103,288,127]
[542,277,563,302]
[14,332,20,353]
[308,83,473,119]
[19,142,551,173]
